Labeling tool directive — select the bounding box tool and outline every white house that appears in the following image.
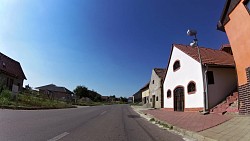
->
[163,44,237,112]
[148,68,166,108]
[141,82,150,108]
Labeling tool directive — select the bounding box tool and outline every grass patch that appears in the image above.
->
[130,103,143,106]
[151,118,173,130]
[0,90,75,109]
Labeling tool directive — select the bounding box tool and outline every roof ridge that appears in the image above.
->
[154,68,165,70]
[173,44,234,55]
[0,52,21,64]
[173,44,235,67]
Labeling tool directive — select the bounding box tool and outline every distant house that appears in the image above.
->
[141,82,150,108]
[101,96,110,102]
[148,68,166,108]
[132,90,142,103]
[128,97,133,103]
[36,84,74,100]
[217,0,250,114]
[163,44,237,112]
[0,52,26,92]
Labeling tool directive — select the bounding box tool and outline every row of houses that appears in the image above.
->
[0,51,75,100]
[0,53,120,102]
[133,0,250,114]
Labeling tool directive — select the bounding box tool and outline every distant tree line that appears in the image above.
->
[73,85,101,102]
[73,85,128,103]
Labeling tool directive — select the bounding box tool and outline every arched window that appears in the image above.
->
[187,81,196,94]
[167,89,171,98]
[173,60,180,71]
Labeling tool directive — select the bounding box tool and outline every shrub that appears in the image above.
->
[0,89,12,100]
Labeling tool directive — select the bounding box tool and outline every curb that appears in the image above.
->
[131,106,217,141]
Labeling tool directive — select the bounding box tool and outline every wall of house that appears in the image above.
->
[149,70,163,108]
[207,67,237,109]
[163,47,204,111]
[133,90,142,103]
[0,73,24,91]
[39,90,69,100]
[224,0,250,86]
[224,0,250,114]
[142,89,150,107]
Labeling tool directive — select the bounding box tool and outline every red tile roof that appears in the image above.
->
[154,68,166,80]
[0,52,26,80]
[174,44,235,67]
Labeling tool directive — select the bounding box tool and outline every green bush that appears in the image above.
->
[0,89,12,100]
[0,90,12,105]
[0,97,11,105]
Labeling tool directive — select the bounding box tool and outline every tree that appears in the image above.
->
[73,86,89,99]
[120,97,128,103]
[73,86,102,102]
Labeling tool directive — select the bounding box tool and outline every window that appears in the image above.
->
[152,80,154,84]
[156,96,158,101]
[173,60,180,71]
[244,0,250,13]
[187,81,196,94]
[167,89,171,98]
[150,98,152,102]
[207,71,214,84]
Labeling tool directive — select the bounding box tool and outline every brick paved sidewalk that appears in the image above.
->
[132,106,250,141]
[143,109,232,132]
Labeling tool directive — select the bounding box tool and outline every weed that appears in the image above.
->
[150,118,155,122]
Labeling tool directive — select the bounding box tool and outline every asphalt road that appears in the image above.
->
[0,104,184,141]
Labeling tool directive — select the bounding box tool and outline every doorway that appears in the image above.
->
[174,86,185,111]
[152,95,155,108]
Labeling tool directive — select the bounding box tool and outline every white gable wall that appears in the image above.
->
[164,47,204,109]
[142,89,150,107]
[149,70,163,108]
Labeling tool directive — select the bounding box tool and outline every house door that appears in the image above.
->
[174,87,184,112]
[152,95,155,108]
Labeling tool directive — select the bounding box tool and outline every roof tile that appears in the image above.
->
[174,44,235,67]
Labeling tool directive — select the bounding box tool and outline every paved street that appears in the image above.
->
[0,105,184,141]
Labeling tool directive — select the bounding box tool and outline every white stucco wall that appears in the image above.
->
[149,70,163,108]
[142,89,149,98]
[163,46,204,109]
[142,88,150,106]
[207,67,237,108]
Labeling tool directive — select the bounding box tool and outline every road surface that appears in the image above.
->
[0,104,184,141]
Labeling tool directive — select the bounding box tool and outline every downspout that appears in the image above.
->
[204,64,209,112]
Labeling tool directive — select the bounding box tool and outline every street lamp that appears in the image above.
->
[187,29,209,114]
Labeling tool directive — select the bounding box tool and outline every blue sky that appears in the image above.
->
[0,0,228,97]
